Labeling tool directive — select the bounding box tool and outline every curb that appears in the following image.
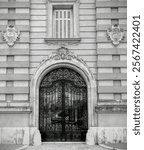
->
[15,145,28,150]
[99,144,127,150]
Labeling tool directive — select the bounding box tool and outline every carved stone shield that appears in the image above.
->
[107,24,125,46]
[1,25,20,47]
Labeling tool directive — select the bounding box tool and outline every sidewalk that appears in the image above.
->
[25,143,109,150]
[0,143,127,150]
[100,143,127,150]
[0,144,28,150]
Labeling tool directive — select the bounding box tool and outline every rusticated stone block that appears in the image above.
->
[0,127,29,145]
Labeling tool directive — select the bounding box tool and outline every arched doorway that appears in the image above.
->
[39,68,88,142]
[30,47,97,144]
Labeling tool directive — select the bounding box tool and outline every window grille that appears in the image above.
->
[53,9,73,38]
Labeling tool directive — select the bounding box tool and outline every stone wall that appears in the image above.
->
[95,0,127,143]
[0,127,29,144]
[0,0,127,145]
[96,0,127,106]
[0,0,30,107]
[30,0,97,77]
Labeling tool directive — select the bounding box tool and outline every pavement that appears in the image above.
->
[100,143,127,150]
[0,143,127,150]
[25,143,109,150]
[0,144,28,150]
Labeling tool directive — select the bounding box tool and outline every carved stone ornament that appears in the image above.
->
[45,46,86,65]
[1,25,20,47]
[107,24,125,46]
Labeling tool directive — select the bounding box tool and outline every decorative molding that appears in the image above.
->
[44,38,81,46]
[96,1,127,7]
[106,24,125,46]
[41,46,86,66]
[0,107,32,114]
[95,104,127,113]
[0,14,30,20]
[47,0,79,3]
[1,25,20,47]
[0,2,30,8]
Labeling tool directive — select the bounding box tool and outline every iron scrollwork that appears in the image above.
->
[39,68,88,141]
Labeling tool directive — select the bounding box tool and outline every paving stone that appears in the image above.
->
[25,143,109,150]
[0,144,26,150]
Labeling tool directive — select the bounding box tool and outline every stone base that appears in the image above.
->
[0,127,127,145]
[86,127,97,145]
[32,129,42,146]
[0,127,42,145]
[88,127,127,144]
[0,127,30,145]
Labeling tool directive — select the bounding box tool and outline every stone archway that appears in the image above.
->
[30,47,97,143]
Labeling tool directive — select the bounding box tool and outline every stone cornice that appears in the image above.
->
[47,0,79,3]
[95,104,127,113]
[44,38,81,46]
[0,106,32,114]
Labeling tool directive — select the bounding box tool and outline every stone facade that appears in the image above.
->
[0,0,127,145]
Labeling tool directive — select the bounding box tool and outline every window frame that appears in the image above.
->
[45,0,80,44]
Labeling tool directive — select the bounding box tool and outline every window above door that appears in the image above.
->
[54,8,73,39]
[45,0,81,45]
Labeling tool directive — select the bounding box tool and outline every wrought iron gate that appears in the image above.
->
[39,68,88,141]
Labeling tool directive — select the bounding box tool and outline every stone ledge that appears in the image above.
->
[0,107,32,114]
[95,104,127,113]
[44,38,81,45]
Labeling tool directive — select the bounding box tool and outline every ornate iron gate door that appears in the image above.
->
[39,68,88,141]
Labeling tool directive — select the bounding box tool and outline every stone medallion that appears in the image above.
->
[107,24,125,46]
[1,25,20,47]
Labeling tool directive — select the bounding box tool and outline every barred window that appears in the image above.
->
[45,0,80,44]
[53,9,73,38]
